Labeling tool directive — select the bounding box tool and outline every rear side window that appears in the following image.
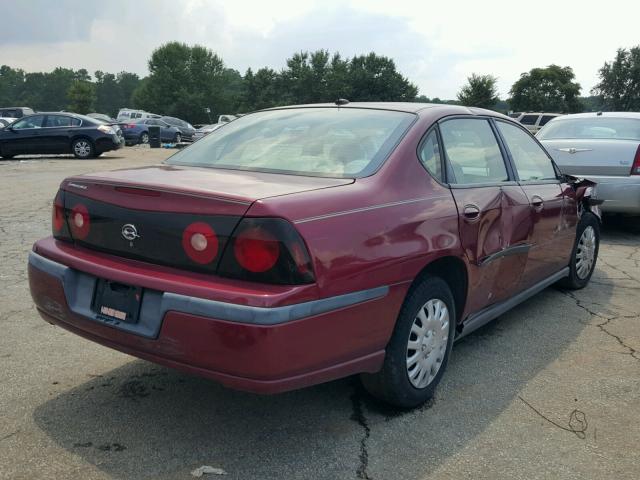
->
[418,130,443,182]
[520,115,539,125]
[440,119,509,184]
[496,121,556,181]
[539,115,556,127]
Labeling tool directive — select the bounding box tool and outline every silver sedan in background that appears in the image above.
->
[192,123,223,141]
[538,112,640,214]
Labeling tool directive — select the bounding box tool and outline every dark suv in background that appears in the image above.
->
[0,112,124,159]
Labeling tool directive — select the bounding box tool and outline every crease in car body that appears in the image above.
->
[28,102,602,408]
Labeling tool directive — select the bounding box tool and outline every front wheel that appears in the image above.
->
[72,139,94,159]
[174,133,181,143]
[558,212,600,290]
[360,276,456,408]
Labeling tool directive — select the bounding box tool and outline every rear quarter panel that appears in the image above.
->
[248,112,464,315]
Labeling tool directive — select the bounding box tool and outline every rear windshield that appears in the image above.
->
[166,108,416,178]
[538,117,640,141]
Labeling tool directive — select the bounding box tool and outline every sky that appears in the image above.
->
[2,0,640,99]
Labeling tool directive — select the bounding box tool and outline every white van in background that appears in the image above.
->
[117,108,162,121]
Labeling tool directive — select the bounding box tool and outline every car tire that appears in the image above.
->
[71,138,94,159]
[360,276,456,408]
[174,133,181,143]
[557,212,600,290]
[140,132,149,144]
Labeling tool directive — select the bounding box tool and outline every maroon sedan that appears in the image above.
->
[28,102,601,407]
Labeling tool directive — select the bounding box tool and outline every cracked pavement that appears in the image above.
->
[1,149,639,479]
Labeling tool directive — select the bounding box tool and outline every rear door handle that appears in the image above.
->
[531,195,544,211]
[463,204,481,221]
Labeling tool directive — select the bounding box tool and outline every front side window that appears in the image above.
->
[418,130,443,182]
[496,121,556,182]
[167,108,416,178]
[440,118,509,184]
[12,115,44,129]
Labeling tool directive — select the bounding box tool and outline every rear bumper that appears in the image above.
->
[587,175,640,213]
[28,245,404,393]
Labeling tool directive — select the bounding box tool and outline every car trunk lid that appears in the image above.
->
[541,138,640,176]
[59,165,353,273]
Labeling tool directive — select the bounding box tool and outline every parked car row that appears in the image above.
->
[0,112,124,159]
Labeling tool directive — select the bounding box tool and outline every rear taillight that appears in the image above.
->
[631,145,640,175]
[69,204,90,239]
[218,218,315,285]
[182,222,219,265]
[51,190,71,241]
[234,227,280,272]
[52,196,64,233]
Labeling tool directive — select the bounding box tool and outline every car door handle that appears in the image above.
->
[531,195,544,211]
[463,204,481,221]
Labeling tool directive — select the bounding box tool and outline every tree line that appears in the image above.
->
[1,42,639,123]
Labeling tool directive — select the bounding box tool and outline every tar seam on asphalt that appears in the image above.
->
[350,387,372,480]
[518,396,588,439]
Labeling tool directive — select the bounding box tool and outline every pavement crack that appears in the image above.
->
[0,430,19,442]
[560,291,639,362]
[350,386,372,480]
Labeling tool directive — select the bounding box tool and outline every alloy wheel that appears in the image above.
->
[74,140,91,158]
[140,133,149,144]
[406,298,449,389]
[576,225,596,279]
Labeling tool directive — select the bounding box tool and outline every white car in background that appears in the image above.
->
[538,112,640,214]
[117,108,161,121]
[193,123,224,141]
[0,118,17,128]
[510,112,562,133]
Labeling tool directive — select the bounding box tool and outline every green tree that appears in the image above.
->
[457,73,499,109]
[509,65,582,113]
[347,53,418,102]
[133,42,230,123]
[592,46,640,111]
[67,80,96,114]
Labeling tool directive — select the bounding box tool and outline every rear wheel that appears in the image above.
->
[72,138,94,159]
[174,133,182,143]
[558,212,600,290]
[360,276,455,408]
[139,132,149,144]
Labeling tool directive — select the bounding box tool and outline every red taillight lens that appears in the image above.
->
[126,124,135,129]
[51,190,72,241]
[52,196,65,232]
[182,222,219,265]
[631,145,640,175]
[218,218,315,284]
[69,204,90,239]
[234,227,280,273]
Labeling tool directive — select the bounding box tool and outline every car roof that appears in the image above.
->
[264,101,511,119]
[552,111,640,120]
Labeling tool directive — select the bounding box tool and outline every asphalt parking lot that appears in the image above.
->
[1,148,639,480]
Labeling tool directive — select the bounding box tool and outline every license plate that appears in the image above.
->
[92,279,142,324]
